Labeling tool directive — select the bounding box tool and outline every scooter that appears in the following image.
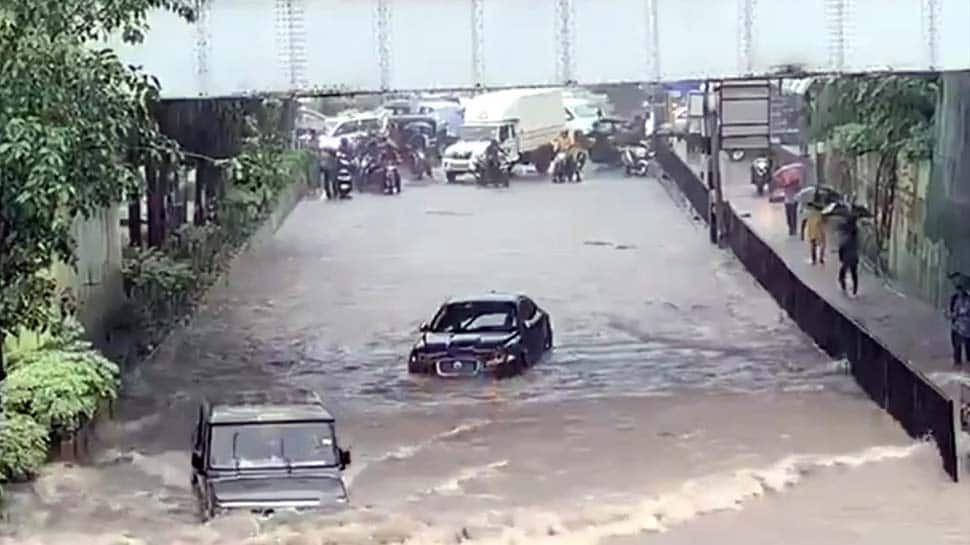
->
[751,157,771,196]
[334,155,354,199]
[384,163,403,195]
[620,142,652,177]
[551,151,577,184]
[473,153,510,187]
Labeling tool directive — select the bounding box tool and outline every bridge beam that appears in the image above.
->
[108,0,970,98]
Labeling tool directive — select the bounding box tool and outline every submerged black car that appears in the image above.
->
[190,389,352,521]
[408,293,553,378]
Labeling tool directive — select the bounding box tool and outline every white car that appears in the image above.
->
[316,113,383,151]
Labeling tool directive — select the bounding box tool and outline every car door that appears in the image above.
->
[518,298,542,359]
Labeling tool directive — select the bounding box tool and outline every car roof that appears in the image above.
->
[445,292,523,305]
[205,389,334,424]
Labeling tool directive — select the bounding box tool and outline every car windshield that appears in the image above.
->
[430,301,517,333]
[458,125,498,142]
[569,103,600,118]
[320,120,339,136]
[209,422,339,470]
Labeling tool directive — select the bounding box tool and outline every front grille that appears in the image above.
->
[436,359,481,377]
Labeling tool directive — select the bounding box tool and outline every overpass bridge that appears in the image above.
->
[113,0,970,98]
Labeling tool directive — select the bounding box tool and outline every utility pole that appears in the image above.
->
[702,80,726,247]
[710,82,726,248]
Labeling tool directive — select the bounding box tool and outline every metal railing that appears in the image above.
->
[654,139,709,222]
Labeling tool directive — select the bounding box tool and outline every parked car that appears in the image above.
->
[408,293,553,378]
[190,389,352,521]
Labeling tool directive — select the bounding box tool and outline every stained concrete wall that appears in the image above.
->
[51,207,126,341]
[926,72,970,284]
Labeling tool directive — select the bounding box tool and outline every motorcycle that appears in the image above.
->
[620,141,652,177]
[358,152,403,195]
[472,153,510,187]
[551,151,578,184]
[334,155,354,199]
[750,157,771,196]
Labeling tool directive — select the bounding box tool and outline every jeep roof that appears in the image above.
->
[204,389,334,425]
[445,292,523,305]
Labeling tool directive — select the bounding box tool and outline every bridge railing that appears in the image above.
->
[722,206,959,482]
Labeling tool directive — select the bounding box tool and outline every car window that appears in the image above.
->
[499,125,510,142]
[208,422,339,470]
[430,302,518,333]
[333,121,356,136]
[359,118,381,133]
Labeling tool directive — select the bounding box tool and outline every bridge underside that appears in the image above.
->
[114,0,970,99]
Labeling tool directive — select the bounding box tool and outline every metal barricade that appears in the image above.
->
[654,140,710,223]
[723,205,960,482]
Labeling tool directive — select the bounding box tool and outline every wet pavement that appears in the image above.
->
[3,166,968,545]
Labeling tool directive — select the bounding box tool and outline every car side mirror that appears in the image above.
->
[419,322,430,332]
[339,449,352,469]
[191,452,204,472]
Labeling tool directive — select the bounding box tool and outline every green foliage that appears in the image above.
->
[0,0,193,342]
[122,247,195,327]
[808,75,938,160]
[0,412,49,482]
[2,315,119,436]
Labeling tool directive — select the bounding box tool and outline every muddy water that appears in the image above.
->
[3,170,967,544]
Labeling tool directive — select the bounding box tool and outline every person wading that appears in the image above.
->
[947,277,970,367]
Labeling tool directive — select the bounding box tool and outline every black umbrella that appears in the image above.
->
[949,272,970,290]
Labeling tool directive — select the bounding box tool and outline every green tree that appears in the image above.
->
[0,1,194,375]
[806,75,938,269]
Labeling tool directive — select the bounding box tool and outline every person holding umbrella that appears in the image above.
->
[836,214,861,295]
[804,201,827,265]
[773,162,805,236]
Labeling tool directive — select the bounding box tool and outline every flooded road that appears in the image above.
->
[4,168,967,544]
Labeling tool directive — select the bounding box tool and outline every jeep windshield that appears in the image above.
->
[458,125,498,142]
[209,422,339,470]
[430,302,517,333]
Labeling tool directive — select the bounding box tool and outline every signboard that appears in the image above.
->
[718,80,771,151]
[688,91,705,118]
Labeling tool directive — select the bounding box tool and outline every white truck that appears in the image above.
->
[564,97,603,136]
[442,89,565,182]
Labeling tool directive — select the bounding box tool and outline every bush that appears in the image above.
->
[0,412,49,482]
[122,247,195,326]
[1,345,119,436]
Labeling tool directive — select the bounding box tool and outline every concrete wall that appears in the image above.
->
[51,207,126,342]
[926,72,970,285]
[816,72,970,309]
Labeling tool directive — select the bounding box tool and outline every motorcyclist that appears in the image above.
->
[336,137,354,159]
[551,130,578,180]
